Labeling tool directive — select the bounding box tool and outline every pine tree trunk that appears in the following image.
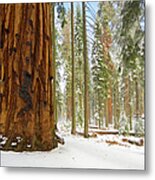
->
[71,2,76,135]
[129,79,133,130]
[124,77,130,117]
[82,2,89,138]
[66,95,72,121]
[105,99,109,128]
[113,87,117,129]
[98,91,101,128]
[114,82,120,129]
[51,3,58,126]
[0,3,57,151]
[135,79,139,121]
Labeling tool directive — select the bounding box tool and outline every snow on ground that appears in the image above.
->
[1,120,144,169]
[1,133,144,169]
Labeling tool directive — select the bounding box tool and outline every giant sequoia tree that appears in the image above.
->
[0,3,58,151]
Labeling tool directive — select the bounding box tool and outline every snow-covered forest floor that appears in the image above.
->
[1,120,144,170]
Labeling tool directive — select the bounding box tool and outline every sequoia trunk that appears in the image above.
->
[0,3,57,151]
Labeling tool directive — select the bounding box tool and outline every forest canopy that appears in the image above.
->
[54,0,145,137]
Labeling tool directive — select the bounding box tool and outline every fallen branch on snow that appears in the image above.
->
[76,131,97,138]
[122,137,144,146]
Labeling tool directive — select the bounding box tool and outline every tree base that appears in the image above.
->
[0,135,58,152]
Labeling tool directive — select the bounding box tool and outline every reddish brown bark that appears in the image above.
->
[108,88,113,124]
[0,3,57,151]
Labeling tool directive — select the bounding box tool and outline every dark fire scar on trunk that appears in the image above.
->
[17,71,32,117]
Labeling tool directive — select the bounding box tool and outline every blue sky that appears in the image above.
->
[63,1,99,14]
